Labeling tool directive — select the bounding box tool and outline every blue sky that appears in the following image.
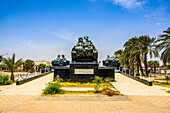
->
[0,0,170,63]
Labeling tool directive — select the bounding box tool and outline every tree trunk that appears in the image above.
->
[137,55,144,75]
[144,53,148,76]
[137,62,139,74]
[11,71,15,82]
[132,63,134,76]
[154,66,156,73]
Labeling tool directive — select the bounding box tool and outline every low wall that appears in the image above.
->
[121,73,152,86]
[16,72,52,85]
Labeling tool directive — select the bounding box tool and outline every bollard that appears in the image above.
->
[149,73,151,82]
[19,74,20,81]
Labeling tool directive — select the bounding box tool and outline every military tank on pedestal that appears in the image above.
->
[71,35,98,62]
[103,55,120,67]
[52,55,70,66]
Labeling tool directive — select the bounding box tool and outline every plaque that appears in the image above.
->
[74,69,94,74]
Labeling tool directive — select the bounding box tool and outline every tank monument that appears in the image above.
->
[51,35,120,82]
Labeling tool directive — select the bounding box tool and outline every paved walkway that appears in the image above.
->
[0,95,169,113]
[0,73,53,95]
[0,72,170,113]
[111,73,170,96]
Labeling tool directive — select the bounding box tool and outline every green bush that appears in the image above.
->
[94,76,103,92]
[166,64,170,69]
[42,82,63,94]
[0,75,12,85]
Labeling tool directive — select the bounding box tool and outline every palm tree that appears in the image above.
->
[118,50,126,67]
[114,49,123,59]
[2,53,23,82]
[155,27,170,65]
[123,37,144,75]
[139,35,159,76]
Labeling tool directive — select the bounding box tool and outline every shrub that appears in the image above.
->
[42,81,63,94]
[166,64,170,69]
[4,80,12,85]
[0,75,12,85]
[94,76,103,92]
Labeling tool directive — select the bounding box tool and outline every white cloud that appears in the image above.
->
[23,40,32,45]
[113,0,145,9]
[156,22,160,26]
[144,7,167,26]
[46,30,75,42]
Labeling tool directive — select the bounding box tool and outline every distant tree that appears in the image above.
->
[45,65,51,68]
[155,27,170,65]
[24,59,35,71]
[2,53,23,82]
[152,61,159,73]
[39,64,46,69]
[148,61,154,72]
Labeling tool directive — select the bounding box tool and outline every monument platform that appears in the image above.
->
[51,35,118,82]
[52,64,116,82]
[70,61,98,82]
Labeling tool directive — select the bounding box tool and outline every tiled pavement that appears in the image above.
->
[0,73,53,95]
[0,73,170,113]
[111,73,170,96]
[0,95,169,113]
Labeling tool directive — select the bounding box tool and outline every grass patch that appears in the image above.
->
[153,81,170,88]
[42,81,120,96]
[60,82,112,88]
[63,90,102,95]
[42,90,121,96]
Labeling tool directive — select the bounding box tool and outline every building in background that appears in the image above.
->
[35,61,51,71]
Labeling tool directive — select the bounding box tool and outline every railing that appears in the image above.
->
[16,71,52,85]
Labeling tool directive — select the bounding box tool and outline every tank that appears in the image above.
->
[52,55,70,66]
[71,35,98,62]
[103,55,120,67]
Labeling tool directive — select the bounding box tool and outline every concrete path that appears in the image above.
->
[111,73,170,96]
[0,73,53,95]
